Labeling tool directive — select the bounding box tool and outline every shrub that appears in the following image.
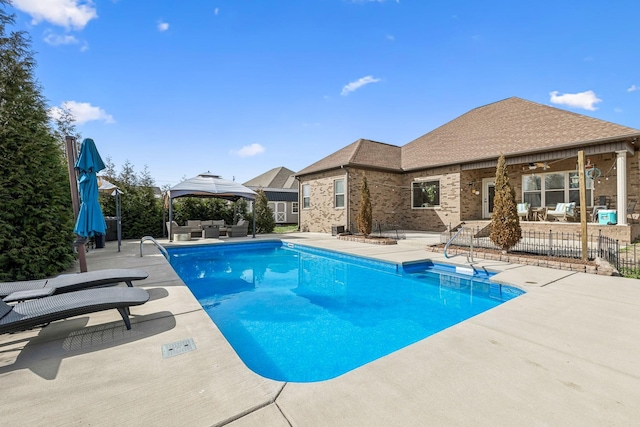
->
[0,3,75,280]
[357,174,372,236]
[489,154,522,251]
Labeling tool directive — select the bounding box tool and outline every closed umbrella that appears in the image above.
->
[74,138,107,240]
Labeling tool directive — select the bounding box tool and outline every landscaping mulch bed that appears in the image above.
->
[337,234,397,245]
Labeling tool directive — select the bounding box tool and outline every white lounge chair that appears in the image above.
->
[546,202,576,222]
[517,203,531,221]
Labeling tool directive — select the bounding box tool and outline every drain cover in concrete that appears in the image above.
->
[162,338,196,358]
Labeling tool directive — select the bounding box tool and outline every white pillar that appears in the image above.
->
[616,150,627,225]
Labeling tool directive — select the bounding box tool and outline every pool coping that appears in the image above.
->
[2,232,640,426]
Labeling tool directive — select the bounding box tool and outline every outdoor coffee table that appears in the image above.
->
[532,207,547,221]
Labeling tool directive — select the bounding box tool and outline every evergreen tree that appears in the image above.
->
[254,189,275,233]
[489,154,522,251]
[0,1,75,280]
[357,174,372,236]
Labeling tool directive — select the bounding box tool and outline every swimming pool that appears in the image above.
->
[167,241,523,382]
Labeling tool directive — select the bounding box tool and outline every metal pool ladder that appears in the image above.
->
[444,226,475,263]
[140,236,169,259]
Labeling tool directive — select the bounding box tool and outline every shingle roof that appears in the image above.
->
[401,97,640,170]
[296,98,640,176]
[244,166,297,189]
[296,139,402,176]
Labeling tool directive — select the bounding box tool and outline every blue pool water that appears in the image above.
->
[167,241,523,382]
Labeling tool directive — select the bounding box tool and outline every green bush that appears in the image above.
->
[253,189,275,233]
[0,3,75,280]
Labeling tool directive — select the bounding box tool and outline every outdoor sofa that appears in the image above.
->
[0,287,150,333]
[0,268,149,302]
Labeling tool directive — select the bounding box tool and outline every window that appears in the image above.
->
[292,202,299,214]
[568,172,594,206]
[522,175,542,207]
[334,179,345,208]
[412,179,440,208]
[522,171,593,207]
[302,185,310,209]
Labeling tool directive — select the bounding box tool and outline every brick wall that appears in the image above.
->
[298,170,348,233]
[299,152,639,236]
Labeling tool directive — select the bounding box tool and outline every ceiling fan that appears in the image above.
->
[527,162,550,170]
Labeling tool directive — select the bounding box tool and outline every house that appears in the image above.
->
[295,97,640,242]
[244,166,299,225]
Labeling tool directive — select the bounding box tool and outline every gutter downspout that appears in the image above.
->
[344,167,349,232]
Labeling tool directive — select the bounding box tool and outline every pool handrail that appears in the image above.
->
[443,226,475,263]
[140,236,169,259]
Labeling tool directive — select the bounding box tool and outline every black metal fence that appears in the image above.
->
[618,245,640,277]
[441,227,620,270]
[348,221,407,240]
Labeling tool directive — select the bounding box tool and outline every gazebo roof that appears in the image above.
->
[169,173,257,200]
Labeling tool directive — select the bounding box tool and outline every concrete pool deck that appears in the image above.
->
[2,232,640,426]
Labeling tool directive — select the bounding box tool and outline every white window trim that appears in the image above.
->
[302,184,311,209]
[334,178,345,209]
[292,202,299,214]
[411,177,442,209]
[522,170,594,207]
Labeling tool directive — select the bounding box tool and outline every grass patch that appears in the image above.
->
[273,225,298,233]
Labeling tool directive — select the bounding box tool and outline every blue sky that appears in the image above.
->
[9,0,640,188]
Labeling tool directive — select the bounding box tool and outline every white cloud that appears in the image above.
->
[386,34,395,41]
[233,143,265,158]
[44,31,78,46]
[341,75,381,96]
[549,90,602,111]
[157,21,169,32]
[214,8,220,15]
[628,84,638,93]
[12,0,98,30]
[49,101,115,125]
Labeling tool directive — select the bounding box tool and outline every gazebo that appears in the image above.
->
[98,177,123,251]
[167,172,257,241]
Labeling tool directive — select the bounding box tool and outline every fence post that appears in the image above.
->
[597,230,602,258]
[548,230,552,257]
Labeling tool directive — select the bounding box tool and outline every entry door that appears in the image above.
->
[482,179,495,219]
[273,202,286,223]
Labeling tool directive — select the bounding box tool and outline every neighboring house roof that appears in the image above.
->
[297,97,640,176]
[402,97,640,170]
[262,189,298,202]
[244,166,297,189]
[296,138,402,176]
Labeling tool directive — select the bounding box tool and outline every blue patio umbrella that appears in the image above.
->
[74,138,107,238]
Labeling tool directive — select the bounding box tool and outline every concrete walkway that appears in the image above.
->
[1,232,640,426]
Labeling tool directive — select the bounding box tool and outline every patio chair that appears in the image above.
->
[227,221,249,237]
[0,268,149,302]
[517,203,531,221]
[546,202,576,222]
[590,205,608,223]
[628,200,638,224]
[0,287,150,334]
